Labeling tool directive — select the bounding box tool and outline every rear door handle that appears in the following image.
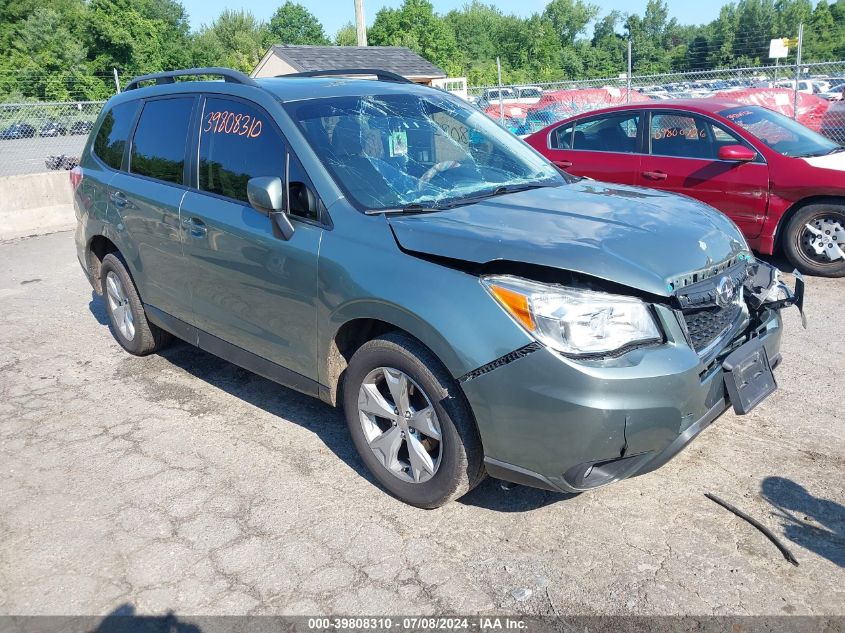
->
[554,160,573,168]
[110,190,127,207]
[182,217,207,238]
[642,170,668,181]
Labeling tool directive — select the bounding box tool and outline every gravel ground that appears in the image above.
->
[0,230,842,616]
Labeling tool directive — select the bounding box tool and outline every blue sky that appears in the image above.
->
[180,0,725,37]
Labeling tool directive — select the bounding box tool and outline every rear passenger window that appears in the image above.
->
[573,114,640,153]
[198,97,285,204]
[549,124,573,149]
[130,97,193,184]
[93,101,140,170]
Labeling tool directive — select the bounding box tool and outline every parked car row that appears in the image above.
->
[0,119,94,139]
[473,75,845,114]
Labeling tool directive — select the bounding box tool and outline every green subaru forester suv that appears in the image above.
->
[74,68,804,508]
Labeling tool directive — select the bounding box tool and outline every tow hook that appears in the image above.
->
[743,261,807,328]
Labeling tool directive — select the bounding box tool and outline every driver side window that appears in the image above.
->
[650,113,710,158]
[199,97,285,204]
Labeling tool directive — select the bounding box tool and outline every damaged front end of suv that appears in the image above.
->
[383,181,805,495]
[457,255,804,494]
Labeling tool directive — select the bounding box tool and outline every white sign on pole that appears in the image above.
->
[769,38,789,59]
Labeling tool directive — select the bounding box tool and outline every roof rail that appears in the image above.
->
[124,67,260,91]
[277,69,414,85]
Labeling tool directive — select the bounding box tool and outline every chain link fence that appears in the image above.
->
[468,60,845,145]
[1,60,845,177]
[0,100,104,177]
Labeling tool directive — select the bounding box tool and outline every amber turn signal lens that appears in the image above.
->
[489,284,536,331]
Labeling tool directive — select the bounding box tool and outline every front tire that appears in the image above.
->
[783,203,845,277]
[100,253,172,355]
[343,333,485,508]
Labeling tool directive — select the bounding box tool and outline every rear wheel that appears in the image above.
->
[783,203,845,277]
[100,253,172,355]
[343,332,485,508]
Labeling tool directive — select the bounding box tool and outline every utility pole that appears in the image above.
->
[626,40,632,104]
[355,0,367,46]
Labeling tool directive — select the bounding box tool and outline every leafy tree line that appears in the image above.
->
[2,0,845,102]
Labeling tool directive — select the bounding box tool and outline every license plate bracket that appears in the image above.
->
[722,338,777,415]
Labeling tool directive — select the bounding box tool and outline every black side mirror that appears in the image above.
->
[247,176,295,241]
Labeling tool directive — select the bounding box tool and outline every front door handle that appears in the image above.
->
[554,160,573,169]
[182,217,207,238]
[642,170,668,181]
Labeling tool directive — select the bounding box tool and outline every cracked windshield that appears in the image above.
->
[285,91,564,211]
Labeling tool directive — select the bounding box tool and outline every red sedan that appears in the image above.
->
[525,99,845,276]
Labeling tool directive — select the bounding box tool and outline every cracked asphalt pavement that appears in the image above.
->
[0,231,843,616]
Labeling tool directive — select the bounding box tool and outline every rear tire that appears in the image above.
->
[100,253,172,356]
[343,332,485,508]
[783,203,845,277]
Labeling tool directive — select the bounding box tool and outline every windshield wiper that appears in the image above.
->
[797,146,845,158]
[444,182,557,208]
[365,203,446,216]
[365,182,558,215]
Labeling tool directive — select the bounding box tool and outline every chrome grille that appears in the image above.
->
[682,304,743,354]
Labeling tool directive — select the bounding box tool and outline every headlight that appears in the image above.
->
[481,275,662,356]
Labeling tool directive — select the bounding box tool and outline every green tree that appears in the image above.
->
[268,2,329,45]
[732,0,777,63]
[444,2,501,69]
[335,22,358,46]
[85,0,195,77]
[625,0,674,73]
[192,10,268,73]
[8,7,98,100]
[805,1,844,61]
[774,0,812,38]
[542,0,599,46]
[369,0,462,75]
[708,4,739,68]
[587,10,627,77]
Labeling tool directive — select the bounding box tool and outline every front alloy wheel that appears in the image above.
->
[358,367,443,484]
[343,333,485,508]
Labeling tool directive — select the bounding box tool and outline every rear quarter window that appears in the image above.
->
[92,100,141,170]
[129,97,194,185]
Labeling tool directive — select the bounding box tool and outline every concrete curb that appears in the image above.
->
[0,172,75,240]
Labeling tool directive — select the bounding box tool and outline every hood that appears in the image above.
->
[801,151,845,172]
[388,181,748,297]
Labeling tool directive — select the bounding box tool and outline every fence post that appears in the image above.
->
[793,23,803,120]
[113,68,120,94]
[496,56,504,126]
[627,40,632,104]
